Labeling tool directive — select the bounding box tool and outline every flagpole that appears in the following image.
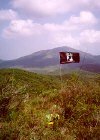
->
[60,64,63,90]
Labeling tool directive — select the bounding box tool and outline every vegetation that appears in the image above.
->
[0,69,100,140]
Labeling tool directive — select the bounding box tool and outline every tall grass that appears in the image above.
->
[0,69,100,139]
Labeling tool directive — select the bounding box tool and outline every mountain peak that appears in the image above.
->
[0,46,100,73]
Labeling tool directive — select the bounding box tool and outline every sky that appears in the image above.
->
[0,0,100,60]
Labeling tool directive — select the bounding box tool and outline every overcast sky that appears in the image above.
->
[0,0,100,60]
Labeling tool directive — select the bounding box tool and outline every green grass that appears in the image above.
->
[0,69,60,95]
[0,69,100,140]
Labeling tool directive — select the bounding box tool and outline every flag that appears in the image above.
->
[59,52,80,64]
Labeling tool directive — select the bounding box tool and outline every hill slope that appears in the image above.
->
[0,69,60,95]
[0,69,100,139]
[0,46,100,73]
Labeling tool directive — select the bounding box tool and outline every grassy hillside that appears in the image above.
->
[0,69,100,140]
[0,69,60,95]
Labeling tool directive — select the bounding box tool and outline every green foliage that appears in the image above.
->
[52,104,57,109]
[46,114,52,122]
[9,78,15,82]
[0,68,60,95]
[0,69,100,139]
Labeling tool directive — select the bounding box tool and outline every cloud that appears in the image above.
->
[12,0,70,17]
[80,30,100,43]
[44,11,97,32]
[2,19,42,38]
[65,11,97,26]
[12,0,100,17]
[43,11,99,49]
[2,11,99,52]
[3,11,96,39]
[50,33,80,48]
[0,9,18,20]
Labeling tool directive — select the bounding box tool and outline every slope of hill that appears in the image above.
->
[0,46,100,73]
[0,69,100,139]
[94,55,100,64]
[0,69,60,96]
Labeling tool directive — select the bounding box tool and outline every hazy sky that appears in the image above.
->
[0,0,100,60]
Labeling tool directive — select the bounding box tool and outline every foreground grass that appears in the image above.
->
[0,69,100,140]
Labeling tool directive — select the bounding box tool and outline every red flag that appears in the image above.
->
[59,52,80,64]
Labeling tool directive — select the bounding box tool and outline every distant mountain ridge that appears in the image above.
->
[0,59,3,63]
[0,46,100,73]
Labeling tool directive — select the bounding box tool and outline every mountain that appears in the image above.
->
[0,59,3,64]
[0,46,100,73]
